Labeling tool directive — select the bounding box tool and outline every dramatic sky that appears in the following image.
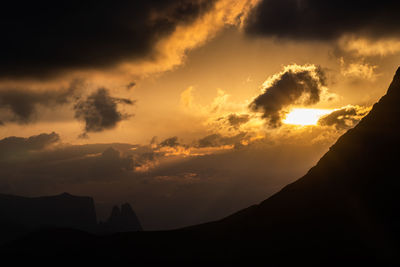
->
[1,0,400,230]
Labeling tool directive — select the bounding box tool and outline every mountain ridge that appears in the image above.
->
[0,192,143,244]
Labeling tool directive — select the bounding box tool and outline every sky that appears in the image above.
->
[1,0,400,230]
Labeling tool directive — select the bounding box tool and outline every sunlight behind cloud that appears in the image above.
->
[283,108,334,126]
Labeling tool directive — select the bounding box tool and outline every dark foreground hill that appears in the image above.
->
[3,68,400,266]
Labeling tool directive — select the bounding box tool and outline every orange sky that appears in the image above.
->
[1,27,398,144]
[1,0,400,229]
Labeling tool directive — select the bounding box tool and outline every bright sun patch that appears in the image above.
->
[283,108,333,126]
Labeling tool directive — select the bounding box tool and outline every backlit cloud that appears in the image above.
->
[339,59,378,81]
[318,105,371,130]
[249,64,329,127]
[338,36,400,57]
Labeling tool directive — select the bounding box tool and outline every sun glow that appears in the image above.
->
[283,108,333,126]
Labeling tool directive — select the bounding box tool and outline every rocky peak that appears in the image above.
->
[106,203,142,232]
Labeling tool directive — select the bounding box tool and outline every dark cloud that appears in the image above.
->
[0,0,216,79]
[0,80,82,124]
[197,132,247,148]
[318,106,370,130]
[227,114,250,129]
[0,132,60,161]
[90,147,134,177]
[78,133,90,140]
[159,136,180,148]
[245,1,400,41]
[249,65,326,127]
[30,142,138,165]
[126,82,136,90]
[74,88,135,133]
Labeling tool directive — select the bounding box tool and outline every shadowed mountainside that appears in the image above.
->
[3,68,400,266]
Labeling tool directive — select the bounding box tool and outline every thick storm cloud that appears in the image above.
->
[249,65,327,127]
[74,88,135,134]
[245,1,400,41]
[0,0,216,78]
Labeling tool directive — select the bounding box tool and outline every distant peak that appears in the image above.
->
[121,203,134,215]
[105,203,142,232]
[110,205,121,217]
[59,192,72,197]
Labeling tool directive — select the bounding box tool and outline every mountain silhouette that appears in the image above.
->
[0,192,97,243]
[3,68,400,266]
[0,192,97,228]
[0,193,143,243]
[99,203,142,233]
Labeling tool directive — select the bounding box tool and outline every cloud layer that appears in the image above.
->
[0,131,332,229]
[0,132,60,161]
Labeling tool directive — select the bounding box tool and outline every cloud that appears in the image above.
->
[318,105,371,130]
[0,80,82,124]
[159,137,180,148]
[249,64,327,127]
[226,114,250,129]
[126,82,136,90]
[339,58,378,81]
[74,88,135,134]
[338,36,400,57]
[0,0,259,79]
[0,0,218,79]
[197,132,247,148]
[245,1,400,41]
[90,147,134,177]
[0,132,60,161]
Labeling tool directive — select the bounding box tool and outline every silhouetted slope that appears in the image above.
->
[214,66,400,236]
[3,68,400,266]
[179,67,400,263]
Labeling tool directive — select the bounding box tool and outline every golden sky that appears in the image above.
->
[1,0,400,229]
